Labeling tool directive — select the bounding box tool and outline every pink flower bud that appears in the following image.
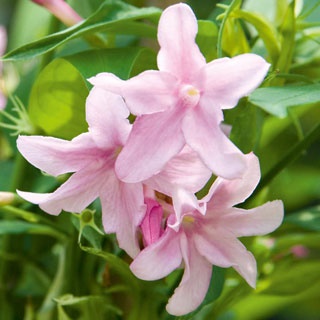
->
[31,0,83,27]
[140,198,164,247]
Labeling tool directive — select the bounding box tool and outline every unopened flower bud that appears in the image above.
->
[31,0,83,27]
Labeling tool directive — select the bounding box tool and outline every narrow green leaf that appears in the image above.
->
[2,0,161,61]
[234,9,280,63]
[0,220,66,240]
[272,1,296,85]
[55,294,122,319]
[249,84,320,117]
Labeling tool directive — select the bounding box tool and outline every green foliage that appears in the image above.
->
[2,0,161,61]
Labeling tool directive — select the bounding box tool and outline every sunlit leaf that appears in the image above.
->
[28,58,88,140]
[249,84,320,117]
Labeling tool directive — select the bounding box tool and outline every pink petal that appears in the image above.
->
[115,108,185,183]
[86,87,131,149]
[140,198,164,247]
[17,133,101,176]
[195,231,257,287]
[17,161,111,215]
[199,53,270,109]
[100,177,146,258]
[0,26,7,56]
[124,71,178,115]
[170,189,206,231]
[146,145,212,195]
[89,71,178,116]
[88,72,124,95]
[222,201,284,237]
[157,3,206,81]
[202,152,260,209]
[166,234,212,316]
[183,106,246,180]
[130,227,182,280]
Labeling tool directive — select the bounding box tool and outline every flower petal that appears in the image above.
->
[195,231,257,287]
[18,162,110,215]
[157,3,206,81]
[89,71,178,116]
[17,133,99,176]
[199,53,270,109]
[170,188,206,231]
[124,71,178,115]
[86,87,131,149]
[100,177,145,258]
[223,201,284,237]
[115,108,185,183]
[140,198,164,247]
[202,152,260,209]
[166,234,212,316]
[146,145,212,195]
[130,227,182,280]
[183,107,246,179]
[88,72,124,94]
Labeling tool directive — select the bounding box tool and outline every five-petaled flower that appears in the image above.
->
[131,153,284,315]
[89,3,270,183]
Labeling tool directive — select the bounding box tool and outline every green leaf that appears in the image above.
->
[28,58,89,140]
[230,102,264,153]
[272,1,296,86]
[285,205,320,231]
[0,220,66,240]
[233,9,280,63]
[196,20,218,62]
[64,47,157,82]
[248,84,320,117]
[2,0,161,61]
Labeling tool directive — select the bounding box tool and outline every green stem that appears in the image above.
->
[249,122,320,201]
[216,0,242,58]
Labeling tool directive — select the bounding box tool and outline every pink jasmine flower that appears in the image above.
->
[89,3,270,183]
[17,88,145,258]
[0,26,7,110]
[31,0,83,27]
[130,153,284,316]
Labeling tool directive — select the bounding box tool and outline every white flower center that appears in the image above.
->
[179,84,200,108]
